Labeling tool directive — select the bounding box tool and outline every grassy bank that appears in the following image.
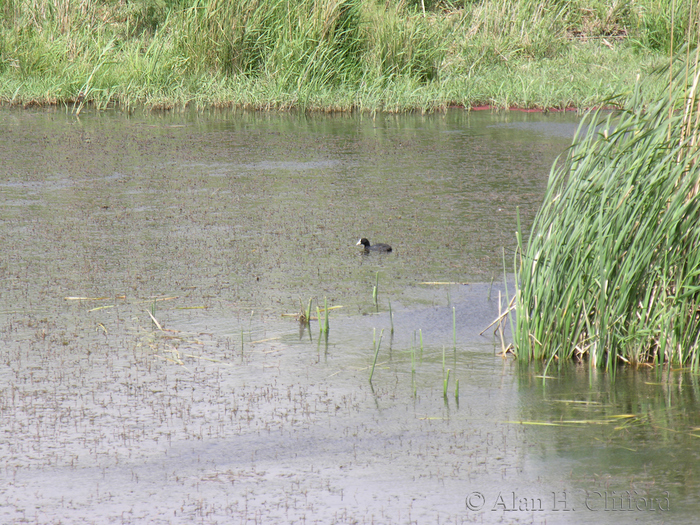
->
[513,48,700,369]
[0,0,693,112]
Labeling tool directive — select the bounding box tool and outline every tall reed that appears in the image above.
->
[514,48,700,369]
[373,271,379,307]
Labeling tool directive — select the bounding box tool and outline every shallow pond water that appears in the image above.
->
[1,107,698,524]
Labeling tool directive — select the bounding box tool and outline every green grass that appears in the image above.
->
[373,271,379,306]
[0,0,692,111]
[316,297,330,334]
[514,49,700,369]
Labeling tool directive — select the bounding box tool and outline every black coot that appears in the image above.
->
[357,238,392,252]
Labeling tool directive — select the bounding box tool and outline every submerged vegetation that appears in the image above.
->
[0,0,694,111]
[514,47,700,369]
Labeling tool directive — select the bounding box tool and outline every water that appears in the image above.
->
[0,107,696,524]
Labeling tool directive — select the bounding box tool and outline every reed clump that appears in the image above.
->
[514,47,700,369]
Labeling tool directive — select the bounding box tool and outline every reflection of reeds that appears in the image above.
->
[442,346,447,397]
[419,328,424,362]
[410,336,416,397]
[452,306,456,350]
[369,328,384,383]
[389,299,394,334]
[515,46,700,369]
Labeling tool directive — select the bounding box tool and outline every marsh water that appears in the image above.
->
[1,107,698,524]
